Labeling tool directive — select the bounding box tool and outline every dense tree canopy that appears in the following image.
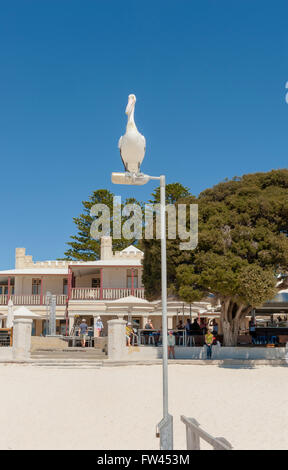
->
[141,183,196,298]
[142,170,288,345]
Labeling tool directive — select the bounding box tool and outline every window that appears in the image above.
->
[0,284,14,295]
[32,279,41,295]
[92,278,100,288]
[63,279,68,295]
[127,269,138,288]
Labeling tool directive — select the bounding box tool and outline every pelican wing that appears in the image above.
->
[141,134,146,153]
[118,135,127,171]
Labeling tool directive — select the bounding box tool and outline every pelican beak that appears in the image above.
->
[125,95,136,115]
[125,99,132,115]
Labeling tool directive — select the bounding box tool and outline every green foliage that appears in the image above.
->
[142,170,288,332]
[149,182,192,204]
[64,189,139,261]
[141,183,194,299]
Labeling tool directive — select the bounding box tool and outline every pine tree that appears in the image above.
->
[64,189,139,261]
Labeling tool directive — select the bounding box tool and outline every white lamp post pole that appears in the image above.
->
[111,171,173,449]
[111,94,173,449]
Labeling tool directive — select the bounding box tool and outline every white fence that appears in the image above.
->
[71,287,145,301]
[0,295,67,306]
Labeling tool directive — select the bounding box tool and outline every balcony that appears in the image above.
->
[0,294,68,306]
[71,287,145,301]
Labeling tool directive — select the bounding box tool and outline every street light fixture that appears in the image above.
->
[111,95,173,450]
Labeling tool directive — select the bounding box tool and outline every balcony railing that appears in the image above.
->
[0,295,68,306]
[71,287,145,301]
[0,288,145,305]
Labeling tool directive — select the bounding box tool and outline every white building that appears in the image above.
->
[0,237,216,336]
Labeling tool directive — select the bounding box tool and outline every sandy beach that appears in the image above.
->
[0,363,287,450]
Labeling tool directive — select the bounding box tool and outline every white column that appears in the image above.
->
[167,316,173,330]
[68,316,74,335]
[107,318,126,360]
[13,318,32,362]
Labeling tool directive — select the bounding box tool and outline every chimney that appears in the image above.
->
[15,248,26,269]
[100,237,113,260]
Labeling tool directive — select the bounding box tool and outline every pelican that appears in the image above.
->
[118,94,146,174]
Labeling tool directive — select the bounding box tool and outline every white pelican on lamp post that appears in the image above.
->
[118,94,146,174]
[111,94,173,450]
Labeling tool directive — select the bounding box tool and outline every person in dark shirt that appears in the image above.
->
[191,318,201,334]
[79,319,88,348]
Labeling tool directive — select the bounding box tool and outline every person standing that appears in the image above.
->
[205,328,214,359]
[143,318,154,345]
[168,331,176,359]
[79,319,88,348]
[211,319,218,336]
[185,318,192,345]
[95,316,104,338]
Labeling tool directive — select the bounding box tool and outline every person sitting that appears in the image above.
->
[205,328,214,359]
[126,322,134,347]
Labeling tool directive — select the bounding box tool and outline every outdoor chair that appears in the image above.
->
[186,335,195,347]
[178,334,184,346]
[139,334,145,345]
[148,334,155,345]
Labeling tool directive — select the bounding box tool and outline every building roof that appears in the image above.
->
[2,306,41,319]
[70,259,142,268]
[0,268,69,276]
[120,245,143,254]
[0,257,143,276]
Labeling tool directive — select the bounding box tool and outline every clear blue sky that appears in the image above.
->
[0,0,287,268]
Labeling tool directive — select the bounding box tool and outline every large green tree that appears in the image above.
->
[64,189,139,261]
[142,171,288,345]
[141,183,195,298]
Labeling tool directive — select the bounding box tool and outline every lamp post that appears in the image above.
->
[111,94,173,449]
[111,171,173,449]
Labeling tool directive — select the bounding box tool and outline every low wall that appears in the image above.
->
[0,347,13,361]
[124,346,288,361]
[31,336,68,352]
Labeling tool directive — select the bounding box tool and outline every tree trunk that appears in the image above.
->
[221,318,240,346]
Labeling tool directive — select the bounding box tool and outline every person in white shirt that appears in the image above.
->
[95,316,104,337]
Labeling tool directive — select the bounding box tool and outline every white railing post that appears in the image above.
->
[181,415,233,451]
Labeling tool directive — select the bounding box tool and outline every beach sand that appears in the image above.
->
[0,363,287,450]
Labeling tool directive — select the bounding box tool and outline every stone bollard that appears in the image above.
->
[107,319,126,361]
[13,318,33,362]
